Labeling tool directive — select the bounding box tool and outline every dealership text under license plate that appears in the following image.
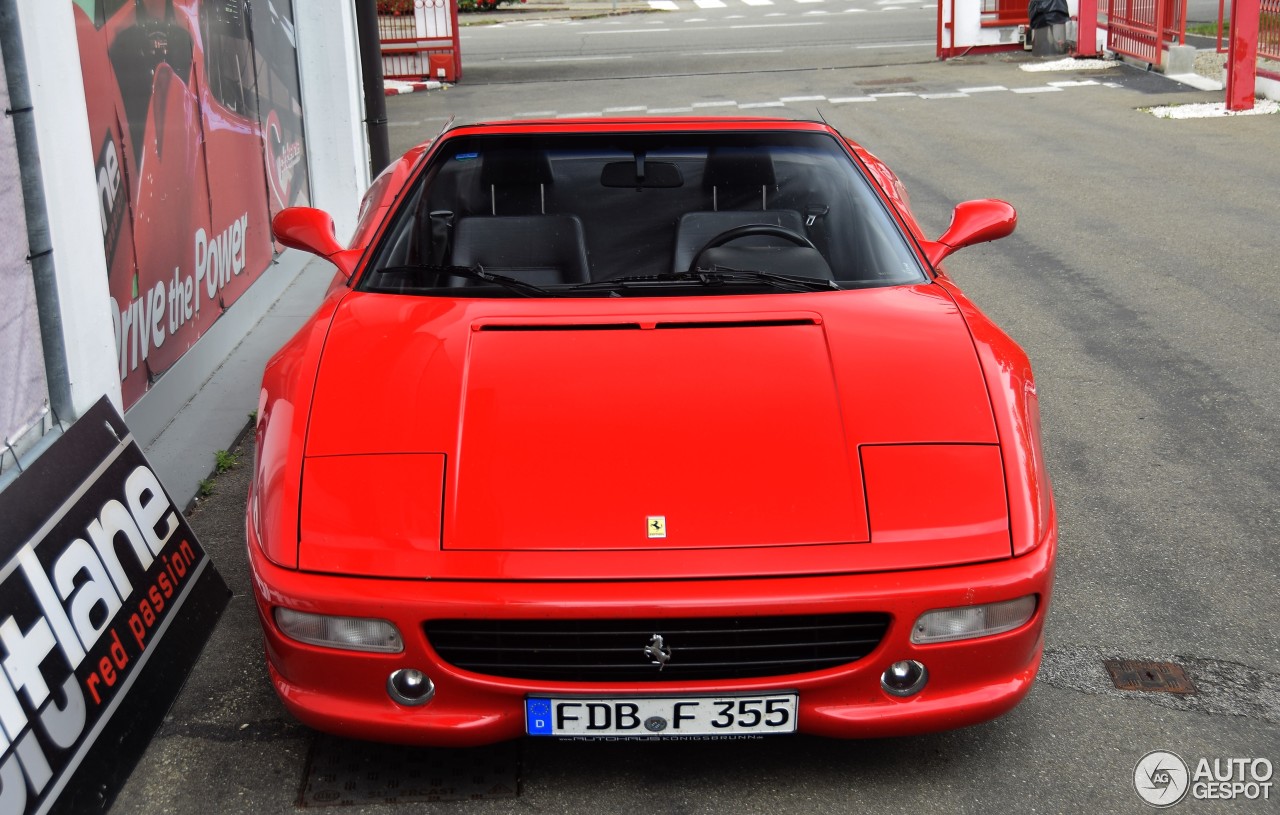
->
[526,694,798,737]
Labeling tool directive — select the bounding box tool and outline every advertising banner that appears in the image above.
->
[72,0,311,408]
[0,396,229,815]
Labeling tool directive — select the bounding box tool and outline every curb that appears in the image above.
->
[457,2,655,25]
[385,79,446,96]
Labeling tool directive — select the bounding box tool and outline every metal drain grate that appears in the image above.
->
[298,734,520,807]
[1104,660,1197,694]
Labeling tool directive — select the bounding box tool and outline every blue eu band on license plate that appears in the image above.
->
[526,693,798,738]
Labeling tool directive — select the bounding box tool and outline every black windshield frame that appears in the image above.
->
[357,129,928,297]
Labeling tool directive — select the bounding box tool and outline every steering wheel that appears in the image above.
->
[688,224,818,273]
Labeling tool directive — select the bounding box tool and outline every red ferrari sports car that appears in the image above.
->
[249,117,1056,746]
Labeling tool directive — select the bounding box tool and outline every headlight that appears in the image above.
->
[911,595,1037,644]
[274,608,404,653]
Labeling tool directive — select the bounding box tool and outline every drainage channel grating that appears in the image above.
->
[1104,659,1197,694]
[298,734,520,807]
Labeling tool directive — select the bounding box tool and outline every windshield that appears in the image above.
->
[359,129,927,297]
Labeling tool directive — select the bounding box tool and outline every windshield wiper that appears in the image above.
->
[373,264,557,298]
[572,268,839,293]
[700,268,841,292]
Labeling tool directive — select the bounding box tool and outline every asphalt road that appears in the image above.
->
[456,0,938,81]
[110,14,1278,815]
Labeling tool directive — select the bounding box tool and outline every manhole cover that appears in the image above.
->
[860,86,928,95]
[1104,660,1197,694]
[298,734,520,807]
[854,77,917,86]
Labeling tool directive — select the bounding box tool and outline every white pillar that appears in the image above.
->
[13,1,121,417]
[296,3,372,241]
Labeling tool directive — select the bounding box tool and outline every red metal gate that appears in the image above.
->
[379,0,462,82]
[1217,0,1280,61]
[1105,0,1187,63]
[1265,0,1280,60]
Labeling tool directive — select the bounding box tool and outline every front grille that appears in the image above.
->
[425,613,890,682]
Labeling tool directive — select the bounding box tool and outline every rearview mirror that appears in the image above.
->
[272,207,360,279]
[921,199,1017,268]
[600,161,684,188]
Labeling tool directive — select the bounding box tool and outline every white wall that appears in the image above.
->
[296,5,372,240]
[1258,74,1280,102]
[13,1,120,417]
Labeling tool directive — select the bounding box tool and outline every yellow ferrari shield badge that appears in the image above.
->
[647,516,667,539]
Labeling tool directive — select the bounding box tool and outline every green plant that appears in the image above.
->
[198,478,215,497]
[377,0,416,14]
[1189,12,1280,37]
[1187,21,1224,37]
[215,449,239,473]
[458,0,526,11]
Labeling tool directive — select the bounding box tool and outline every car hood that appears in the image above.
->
[299,286,1009,579]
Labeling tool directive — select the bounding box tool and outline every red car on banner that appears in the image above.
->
[74,0,310,408]
[248,117,1057,747]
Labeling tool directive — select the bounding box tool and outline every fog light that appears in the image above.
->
[387,669,435,706]
[881,660,928,697]
[911,595,1038,645]
[274,608,403,653]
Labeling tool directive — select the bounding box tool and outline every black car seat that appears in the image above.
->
[449,150,590,285]
[672,148,829,278]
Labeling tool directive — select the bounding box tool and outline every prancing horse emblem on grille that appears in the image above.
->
[644,634,672,671]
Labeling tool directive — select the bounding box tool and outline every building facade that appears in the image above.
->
[1,0,370,505]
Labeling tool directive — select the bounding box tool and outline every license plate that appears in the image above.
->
[525,693,798,738]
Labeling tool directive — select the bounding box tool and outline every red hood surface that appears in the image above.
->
[300,287,1006,578]
[450,314,865,551]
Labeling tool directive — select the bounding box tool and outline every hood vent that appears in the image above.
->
[478,322,643,332]
[477,318,818,332]
[657,318,817,329]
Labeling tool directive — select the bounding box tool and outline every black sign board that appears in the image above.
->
[0,397,229,814]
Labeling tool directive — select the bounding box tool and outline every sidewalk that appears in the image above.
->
[457,0,655,25]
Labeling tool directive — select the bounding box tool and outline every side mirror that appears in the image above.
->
[921,199,1017,268]
[272,207,360,279]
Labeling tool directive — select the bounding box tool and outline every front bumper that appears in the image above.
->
[248,534,1055,746]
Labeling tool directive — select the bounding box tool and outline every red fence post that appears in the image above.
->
[1227,0,1260,110]
[1167,0,1186,44]
[1100,0,1111,55]
[1076,0,1099,56]
[1217,0,1227,52]
[1155,0,1167,64]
